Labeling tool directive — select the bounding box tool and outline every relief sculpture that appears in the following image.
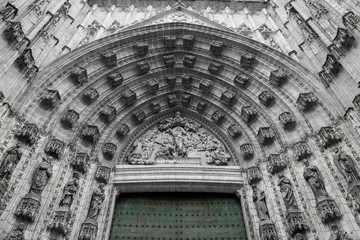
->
[126,112,230,165]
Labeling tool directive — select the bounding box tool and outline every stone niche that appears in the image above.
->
[15,193,41,222]
[83,88,99,104]
[164,35,176,49]
[71,66,88,85]
[135,42,149,57]
[183,54,196,68]
[15,122,38,145]
[163,54,175,67]
[40,89,61,109]
[125,112,231,166]
[71,152,90,173]
[210,40,225,55]
[234,74,249,88]
[182,34,194,50]
[44,138,65,159]
[107,71,123,87]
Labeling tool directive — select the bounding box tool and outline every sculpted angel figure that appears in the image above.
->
[87,183,105,220]
[252,186,270,221]
[303,161,328,199]
[278,174,298,210]
[30,157,52,195]
[59,172,79,208]
[334,151,360,184]
[0,144,22,180]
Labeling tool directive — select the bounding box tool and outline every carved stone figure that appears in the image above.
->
[0,144,22,181]
[6,223,25,240]
[87,184,105,220]
[278,175,297,209]
[30,158,52,195]
[253,186,270,221]
[334,151,360,184]
[303,162,328,199]
[329,224,352,240]
[59,172,79,208]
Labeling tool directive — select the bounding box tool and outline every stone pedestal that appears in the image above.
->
[15,193,41,222]
[316,196,342,223]
[48,210,71,235]
[259,220,278,240]
[286,207,308,236]
[79,219,98,240]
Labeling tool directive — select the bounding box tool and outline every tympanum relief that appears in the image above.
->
[126,112,231,166]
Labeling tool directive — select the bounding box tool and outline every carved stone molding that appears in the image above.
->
[199,78,212,93]
[257,127,275,146]
[241,106,257,123]
[163,54,175,68]
[16,49,36,71]
[48,210,71,235]
[322,55,340,74]
[4,22,29,51]
[132,109,146,124]
[15,193,41,222]
[259,220,278,240]
[147,78,159,93]
[182,34,194,50]
[121,89,137,106]
[259,91,274,106]
[83,88,99,104]
[135,42,149,57]
[211,110,225,124]
[101,51,117,67]
[71,66,88,85]
[108,71,123,87]
[95,166,110,184]
[100,105,116,123]
[227,124,241,138]
[183,54,196,68]
[15,122,38,145]
[316,197,342,223]
[137,60,150,74]
[221,90,236,106]
[269,69,287,86]
[1,3,18,21]
[286,208,309,236]
[61,109,79,129]
[279,112,295,129]
[292,141,311,161]
[296,92,318,111]
[167,94,177,107]
[247,166,262,184]
[116,124,130,139]
[240,143,254,160]
[164,35,176,49]
[40,89,61,109]
[166,74,176,87]
[210,40,225,56]
[71,152,89,173]
[181,73,192,88]
[234,74,249,88]
[102,143,117,160]
[318,126,342,148]
[208,61,223,74]
[343,11,360,29]
[81,125,100,144]
[240,53,255,69]
[197,102,207,112]
[150,101,161,113]
[267,154,287,174]
[44,138,65,159]
[180,94,191,107]
[319,70,332,87]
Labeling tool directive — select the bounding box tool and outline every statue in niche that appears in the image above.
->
[278,174,298,209]
[87,183,105,220]
[252,186,270,221]
[0,144,22,180]
[329,224,352,240]
[59,172,79,208]
[5,223,25,240]
[126,112,230,165]
[334,150,360,184]
[30,157,52,195]
[303,160,328,199]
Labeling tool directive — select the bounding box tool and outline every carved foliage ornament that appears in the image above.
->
[15,122,38,145]
[44,139,65,159]
[1,3,18,21]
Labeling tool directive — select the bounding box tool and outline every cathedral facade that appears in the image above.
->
[1,0,360,239]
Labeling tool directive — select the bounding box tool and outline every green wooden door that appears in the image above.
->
[109,193,247,240]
